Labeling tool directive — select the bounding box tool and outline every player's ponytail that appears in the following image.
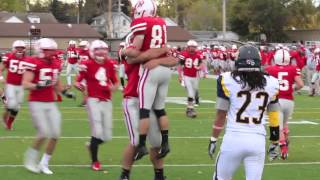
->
[231,71,268,90]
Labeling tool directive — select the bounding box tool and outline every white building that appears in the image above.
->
[91,12,131,39]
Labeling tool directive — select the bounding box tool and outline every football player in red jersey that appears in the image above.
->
[178,40,203,118]
[77,40,90,62]
[75,40,90,106]
[227,44,237,71]
[66,40,78,88]
[310,48,320,96]
[122,0,174,163]
[0,40,29,130]
[75,40,119,171]
[118,42,126,90]
[265,49,304,160]
[23,38,64,175]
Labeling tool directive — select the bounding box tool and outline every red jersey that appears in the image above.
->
[77,48,90,62]
[25,57,62,102]
[265,65,301,100]
[77,59,118,101]
[227,49,237,61]
[67,47,78,64]
[211,49,220,59]
[179,51,202,77]
[130,17,167,52]
[314,52,320,71]
[2,53,30,85]
[123,61,140,98]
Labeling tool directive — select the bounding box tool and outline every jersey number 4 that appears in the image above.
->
[236,91,269,124]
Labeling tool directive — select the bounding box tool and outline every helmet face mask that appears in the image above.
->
[235,45,261,72]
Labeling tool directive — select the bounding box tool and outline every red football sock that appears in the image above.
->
[6,116,15,130]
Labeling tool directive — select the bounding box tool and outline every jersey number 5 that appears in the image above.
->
[236,91,269,124]
[150,25,167,48]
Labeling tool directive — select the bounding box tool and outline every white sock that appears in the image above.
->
[39,153,51,166]
[25,147,39,165]
[67,76,72,86]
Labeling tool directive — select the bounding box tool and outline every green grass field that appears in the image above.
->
[0,75,320,180]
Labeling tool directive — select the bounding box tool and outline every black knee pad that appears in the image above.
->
[188,97,194,102]
[154,109,166,118]
[7,109,18,116]
[140,108,150,119]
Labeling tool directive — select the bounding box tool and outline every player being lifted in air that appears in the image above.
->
[122,0,176,161]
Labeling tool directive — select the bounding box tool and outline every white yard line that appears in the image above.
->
[1,135,320,139]
[0,162,320,168]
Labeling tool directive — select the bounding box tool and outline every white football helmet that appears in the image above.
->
[119,42,126,47]
[314,48,320,53]
[187,40,198,47]
[34,38,58,58]
[12,40,26,56]
[12,40,26,49]
[68,40,77,47]
[231,44,237,50]
[79,40,90,50]
[89,40,109,62]
[274,49,290,66]
[132,0,157,19]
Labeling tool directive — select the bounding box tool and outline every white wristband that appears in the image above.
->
[0,76,4,80]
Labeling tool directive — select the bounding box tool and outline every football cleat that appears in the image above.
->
[280,143,289,160]
[134,145,149,161]
[157,143,170,159]
[119,175,129,180]
[186,108,197,118]
[268,143,279,161]
[24,149,40,173]
[39,164,53,175]
[91,161,102,171]
[154,176,167,180]
[25,164,40,174]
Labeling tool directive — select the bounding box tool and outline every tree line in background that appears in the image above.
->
[0,0,319,42]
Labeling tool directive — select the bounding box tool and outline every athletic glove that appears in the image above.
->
[36,80,52,89]
[208,137,217,159]
[268,142,279,161]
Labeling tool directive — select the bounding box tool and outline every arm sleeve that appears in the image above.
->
[217,75,230,100]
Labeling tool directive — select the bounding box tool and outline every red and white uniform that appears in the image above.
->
[76,58,118,141]
[128,16,172,110]
[179,51,202,99]
[122,59,161,147]
[25,57,63,138]
[77,58,118,101]
[2,53,29,85]
[66,47,79,86]
[266,65,301,100]
[2,53,30,110]
[77,48,90,62]
[179,50,202,78]
[25,57,62,102]
[67,47,78,64]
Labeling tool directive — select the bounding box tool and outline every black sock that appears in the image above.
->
[161,130,169,145]
[121,78,125,87]
[139,134,147,146]
[90,137,103,163]
[120,168,130,178]
[155,168,164,179]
